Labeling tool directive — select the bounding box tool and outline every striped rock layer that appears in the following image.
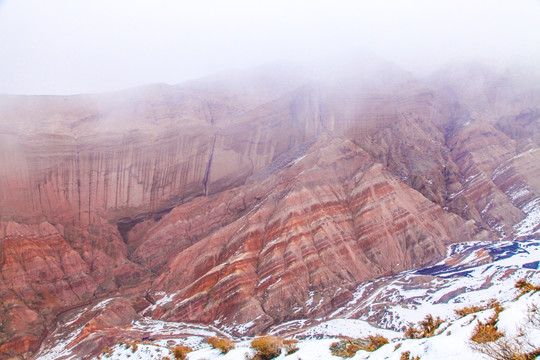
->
[0,63,539,358]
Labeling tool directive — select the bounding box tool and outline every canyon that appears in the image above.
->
[0,63,539,359]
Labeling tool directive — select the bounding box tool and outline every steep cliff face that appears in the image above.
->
[145,138,486,334]
[0,69,315,224]
[0,64,539,359]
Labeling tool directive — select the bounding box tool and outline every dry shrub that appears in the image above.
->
[420,315,444,337]
[469,298,540,360]
[471,338,540,360]
[283,339,299,355]
[206,336,234,354]
[528,303,540,328]
[162,357,171,360]
[455,305,485,318]
[524,349,540,359]
[470,301,540,360]
[330,335,389,357]
[471,302,504,344]
[101,346,113,357]
[470,322,504,343]
[400,351,420,360]
[250,335,283,360]
[404,323,422,339]
[364,335,389,351]
[515,279,540,296]
[486,299,504,315]
[405,315,443,339]
[122,340,139,352]
[172,345,192,360]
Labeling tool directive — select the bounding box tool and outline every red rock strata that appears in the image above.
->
[0,63,539,358]
[147,138,486,334]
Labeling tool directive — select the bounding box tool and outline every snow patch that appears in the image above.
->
[480,199,493,214]
[514,197,540,237]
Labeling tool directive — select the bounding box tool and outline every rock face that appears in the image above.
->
[147,138,485,334]
[0,63,539,358]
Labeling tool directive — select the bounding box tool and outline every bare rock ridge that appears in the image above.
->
[146,137,484,334]
[0,63,539,359]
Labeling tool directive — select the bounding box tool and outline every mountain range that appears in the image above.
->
[0,62,539,359]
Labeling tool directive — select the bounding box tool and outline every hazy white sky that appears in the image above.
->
[1,0,539,95]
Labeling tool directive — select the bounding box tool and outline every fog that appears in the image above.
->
[1,0,539,95]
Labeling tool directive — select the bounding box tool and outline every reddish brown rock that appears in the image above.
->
[146,138,487,334]
[0,220,148,359]
[0,63,539,358]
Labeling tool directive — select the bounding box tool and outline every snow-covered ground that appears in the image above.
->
[96,239,540,360]
[325,239,540,331]
[515,198,540,237]
[97,292,540,360]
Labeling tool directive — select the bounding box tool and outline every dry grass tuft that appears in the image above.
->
[470,322,504,344]
[121,340,140,353]
[250,335,284,360]
[455,305,485,318]
[330,339,366,358]
[101,346,113,357]
[400,350,421,360]
[283,339,299,355]
[515,279,540,297]
[405,314,444,339]
[364,335,389,351]
[470,300,505,344]
[172,345,192,360]
[206,336,235,354]
[470,301,540,359]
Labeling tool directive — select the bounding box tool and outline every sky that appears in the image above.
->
[0,0,539,95]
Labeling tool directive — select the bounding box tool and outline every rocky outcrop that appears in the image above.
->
[0,220,147,359]
[145,138,487,334]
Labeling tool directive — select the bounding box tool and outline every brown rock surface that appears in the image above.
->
[147,138,487,334]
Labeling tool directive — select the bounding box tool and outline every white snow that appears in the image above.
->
[515,198,540,237]
[305,290,316,307]
[131,317,221,338]
[97,291,540,360]
[298,319,399,340]
[481,199,493,214]
[38,325,84,360]
[492,163,511,181]
[97,343,173,360]
[320,240,540,333]
[146,292,178,312]
[289,155,307,166]
[508,185,531,202]
[491,149,538,181]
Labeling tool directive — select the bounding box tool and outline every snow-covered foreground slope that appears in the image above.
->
[322,238,540,331]
[93,239,540,360]
[97,292,540,360]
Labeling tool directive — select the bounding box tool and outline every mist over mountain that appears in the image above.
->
[2,0,540,95]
